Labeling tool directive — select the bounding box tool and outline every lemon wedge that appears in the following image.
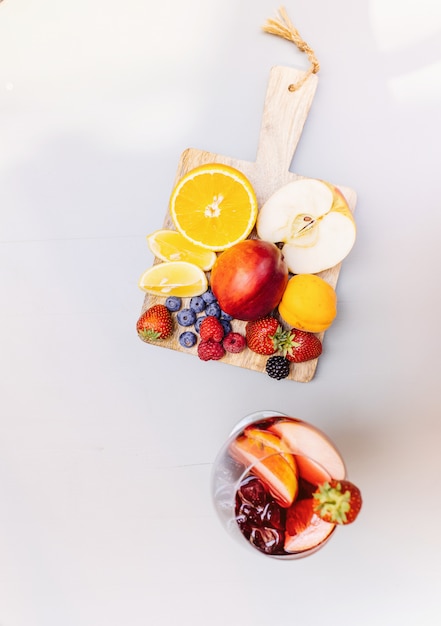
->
[138,261,208,297]
[147,229,217,271]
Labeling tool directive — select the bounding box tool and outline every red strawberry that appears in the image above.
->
[313,479,362,525]
[286,499,314,536]
[137,304,173,342]
[222,332,247,354]
[199,316,224,342]
[245,317,287,355]
[283,329,322,363]
[197,339,226,361]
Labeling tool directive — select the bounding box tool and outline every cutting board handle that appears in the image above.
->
[255,66,318,183]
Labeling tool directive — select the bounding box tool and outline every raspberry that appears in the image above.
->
[223,332,246,354]
[197,339,225,361]
[265,356,290,380]
[199,316,224,342]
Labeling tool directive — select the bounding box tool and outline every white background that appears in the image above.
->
[1,1,441,624]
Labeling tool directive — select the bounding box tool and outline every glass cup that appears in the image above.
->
[211,411,347,559]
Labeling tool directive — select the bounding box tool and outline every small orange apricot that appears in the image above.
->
[278,274,337,332]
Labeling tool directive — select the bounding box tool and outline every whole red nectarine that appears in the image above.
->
[210,239,288,321]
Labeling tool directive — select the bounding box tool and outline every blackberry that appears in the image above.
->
[176,308,197,327]
[178,331,197,348]
[165,296,182,312]
[189,296,206,313]
[265,356,290,380]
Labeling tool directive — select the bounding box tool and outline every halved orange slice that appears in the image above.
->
[138,261,208,297]
[169,163,258,251]
[147,229,217,271]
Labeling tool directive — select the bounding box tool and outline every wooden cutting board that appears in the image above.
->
[139,65,357,382]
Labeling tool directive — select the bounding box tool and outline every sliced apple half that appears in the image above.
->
[229,431,298,508]
[256,178,356,274]
[268,419,346,483]
[294,455,331,487]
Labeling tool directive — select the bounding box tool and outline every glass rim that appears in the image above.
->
[211,412,346,559]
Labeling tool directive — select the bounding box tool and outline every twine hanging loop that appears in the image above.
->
[262,7,320,92]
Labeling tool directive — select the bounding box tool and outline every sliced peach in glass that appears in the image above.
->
[229,435,298,508]
[243,426,297,473]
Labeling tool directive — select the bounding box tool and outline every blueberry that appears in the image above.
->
[201,289,217,305]
[165,296,182,312]
[176,308,197,327]
[205,302,221,318]
[179,331,197,348]
[220,319,232,335]
[189,296,206,313]
[220,311,233,321]
[194,316,205,333]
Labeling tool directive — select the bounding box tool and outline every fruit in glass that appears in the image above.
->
[211,412,349,559]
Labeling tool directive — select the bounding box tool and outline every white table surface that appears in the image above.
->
[1,1,441,624]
